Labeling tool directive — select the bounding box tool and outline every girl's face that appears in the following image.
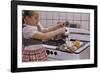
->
[25,13,39,26]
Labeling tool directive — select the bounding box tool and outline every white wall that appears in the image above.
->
[0,0,99,73]
[39,11,90,30]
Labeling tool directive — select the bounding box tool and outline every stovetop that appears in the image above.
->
[43,39,90,54]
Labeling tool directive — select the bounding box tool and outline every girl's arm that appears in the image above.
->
[42,23,64,33]
[32,27,66,40]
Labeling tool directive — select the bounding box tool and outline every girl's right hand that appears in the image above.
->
[59,27,67,34]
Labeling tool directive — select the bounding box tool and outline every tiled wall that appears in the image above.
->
[39,11,90,30]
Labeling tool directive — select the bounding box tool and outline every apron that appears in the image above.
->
[22,25,48,62]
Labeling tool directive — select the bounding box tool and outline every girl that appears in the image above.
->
[22,10,67,62]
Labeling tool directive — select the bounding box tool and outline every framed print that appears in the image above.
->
[11,0,97,72]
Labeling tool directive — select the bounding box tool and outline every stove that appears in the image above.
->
[43,28,90,61]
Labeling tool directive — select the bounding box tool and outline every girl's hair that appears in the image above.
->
[22,10,38,24]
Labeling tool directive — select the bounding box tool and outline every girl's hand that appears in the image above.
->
[59,27,67,34]
[57,22,65,28]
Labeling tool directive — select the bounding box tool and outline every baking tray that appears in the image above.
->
[56,42,90,54]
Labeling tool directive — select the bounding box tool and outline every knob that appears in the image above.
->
[54,52,57,55]
[50,51,53,55]
[46,50,50,55]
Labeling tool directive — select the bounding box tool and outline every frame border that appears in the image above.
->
[11,0,98,72]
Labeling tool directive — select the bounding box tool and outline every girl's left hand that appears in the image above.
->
[57,22,65,28]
